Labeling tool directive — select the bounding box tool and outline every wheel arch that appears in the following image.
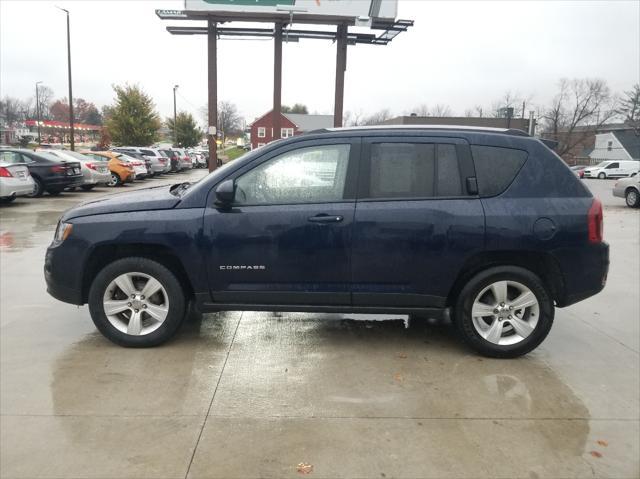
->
[446,250,565,308]
[81,243,194,303]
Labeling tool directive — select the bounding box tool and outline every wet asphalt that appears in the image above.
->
[0,174,638,478]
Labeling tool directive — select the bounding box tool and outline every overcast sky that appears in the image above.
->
[1,0,638,125]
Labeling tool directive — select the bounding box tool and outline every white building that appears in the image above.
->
[590,130,640,163]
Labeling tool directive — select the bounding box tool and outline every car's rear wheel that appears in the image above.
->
[47,189,62,196]
[81,184,96,191]
[598,172,606,179]
[0,195,16,204]
[625,188,640,208]
[88,257,187,347]
[454,266,554,358]
[107,173,121,187]
[28,177,44,197]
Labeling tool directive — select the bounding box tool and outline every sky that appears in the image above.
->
[1,0,639,126]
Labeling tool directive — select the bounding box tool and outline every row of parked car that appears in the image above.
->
[0,146,209,203]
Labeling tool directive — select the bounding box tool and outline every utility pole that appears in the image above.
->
[173,85,179,146]
[35,81,42,145]
[57,7,74,150]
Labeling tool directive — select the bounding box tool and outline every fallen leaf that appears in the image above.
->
[394,372,404,383]
[397,353,407,359]
[597,440,608,447]
[590,451,603,458]
[297,463,313,474]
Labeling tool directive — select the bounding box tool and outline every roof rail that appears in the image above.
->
[306,125,532,137]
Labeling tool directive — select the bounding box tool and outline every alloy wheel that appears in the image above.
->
[471,280,540,346]
[102,272,169,336]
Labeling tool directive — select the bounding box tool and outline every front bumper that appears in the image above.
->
[45,243,83,305]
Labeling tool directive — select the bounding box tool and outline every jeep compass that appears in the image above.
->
[45,126,609,358]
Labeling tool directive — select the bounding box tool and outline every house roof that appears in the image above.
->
[283,113,333,132]
[613,130,640,160]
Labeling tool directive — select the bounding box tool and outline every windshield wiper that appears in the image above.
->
[170,182,192,196]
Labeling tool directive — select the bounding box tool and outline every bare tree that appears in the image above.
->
[200,101,243,137]
[541,78,617,158]
[490,91,532,118]
[0,96,25,124]
[616,83,640,131]
[431,104,452,117]
[37,85,54,120]
[343,110,365,126]
[361,109,393,125]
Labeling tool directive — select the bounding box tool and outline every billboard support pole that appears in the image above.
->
[273,22,283,140]
[334,24,347,127]
[207,19,218,172]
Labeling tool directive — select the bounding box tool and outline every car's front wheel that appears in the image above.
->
[598,172,606,179]
[625,188,640,208]
[454,266,554,358]
[88,257,187,347]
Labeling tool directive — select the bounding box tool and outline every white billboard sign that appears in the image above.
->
[184,0,397,21]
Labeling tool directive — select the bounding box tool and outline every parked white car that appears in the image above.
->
[0,150,35,203]
[583,160,640,179]
[38,149,111,190]
[116,154,148,179]
[613,174,640,207]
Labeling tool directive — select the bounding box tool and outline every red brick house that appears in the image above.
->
[249,110,333,150]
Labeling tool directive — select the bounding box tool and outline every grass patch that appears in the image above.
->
[224,146,247,162]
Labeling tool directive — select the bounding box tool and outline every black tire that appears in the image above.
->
[0,195,16,204]
[81,184,96,191]
[28,177,44,197]
[108,173,122,187]
[598,172,606,179]
[453,266,554,358]
[625,188,640,208]
[47,189,62,196]
[88,257,187,347]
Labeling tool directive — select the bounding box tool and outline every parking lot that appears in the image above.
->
[0,176,638,478]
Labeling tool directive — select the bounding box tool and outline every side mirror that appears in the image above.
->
[215,179,235,206]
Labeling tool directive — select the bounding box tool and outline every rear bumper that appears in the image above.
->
[47,175,84,190]
[0,177,35,197]
[554,242,609,307]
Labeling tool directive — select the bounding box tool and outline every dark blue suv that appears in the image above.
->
[45,126,609,357]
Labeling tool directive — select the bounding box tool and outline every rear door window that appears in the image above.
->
[363,141,466,199]
[470,145,528,197]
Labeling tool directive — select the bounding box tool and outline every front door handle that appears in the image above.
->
[308,214,344,223]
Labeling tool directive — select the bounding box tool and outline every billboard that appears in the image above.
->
[184,0,398,21]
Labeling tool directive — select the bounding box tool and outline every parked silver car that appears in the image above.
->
[38,149,111,191]
[613,174,640,207]
[0,150,36,203]
[111,147,169,175]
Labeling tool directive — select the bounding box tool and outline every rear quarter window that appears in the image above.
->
[471,145,528,197]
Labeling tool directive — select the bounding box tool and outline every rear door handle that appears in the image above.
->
[308,214,344,223]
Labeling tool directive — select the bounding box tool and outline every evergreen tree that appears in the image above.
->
[106,85,160,146]
[166,112,202,148]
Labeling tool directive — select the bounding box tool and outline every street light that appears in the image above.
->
[56,6,74,150]
[35,81,42,145]
[173,85,179,146]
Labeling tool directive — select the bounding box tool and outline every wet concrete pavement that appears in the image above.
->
[0,174,638,478]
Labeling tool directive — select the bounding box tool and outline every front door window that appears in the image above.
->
[234,144,350,205]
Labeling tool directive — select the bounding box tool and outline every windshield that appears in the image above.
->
[593,161,611,168]
[63,150,104,162]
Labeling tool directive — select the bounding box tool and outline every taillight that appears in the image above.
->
[588,198,603,243]
[86,162,97,170]
[0,167,13,178]
[50,165,65,173]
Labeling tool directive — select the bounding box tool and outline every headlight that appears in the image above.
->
[54,221,73,243]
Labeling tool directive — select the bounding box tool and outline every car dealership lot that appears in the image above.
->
[0,176,638,478]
